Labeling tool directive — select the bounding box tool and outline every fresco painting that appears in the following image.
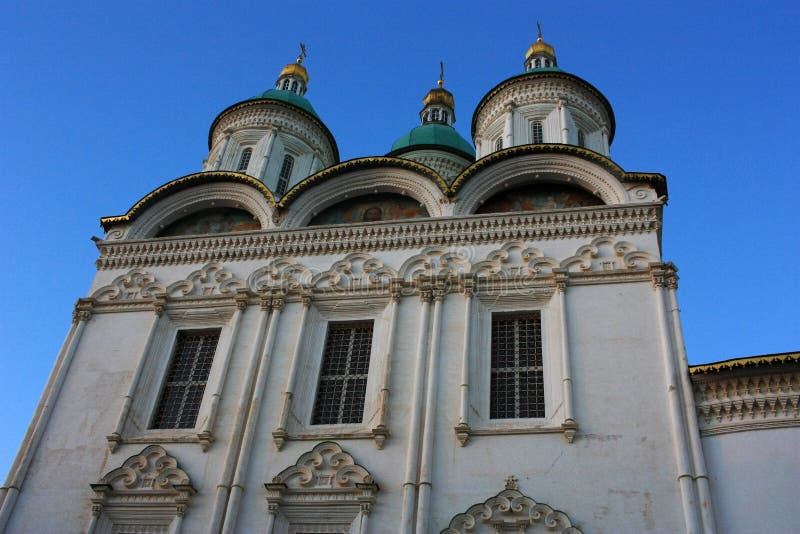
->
[157,207,261,237]
[309,193,429,226]
[476,183,604,214]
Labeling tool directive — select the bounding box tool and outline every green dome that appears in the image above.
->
[249,89,319,118]
[389,123,475,158]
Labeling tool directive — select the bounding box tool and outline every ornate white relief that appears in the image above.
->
[559,236,657,272]
[311,253,398,290]
[248,258,314,293]
[471,240,559,278]
[266,441,378,528]
[96,206,661,269]
[89,445,196,533]
[91,269,165,301]
[442,485,582,534]
[399,246,471,282]
[166,263,244,298]
[692,367,800,436]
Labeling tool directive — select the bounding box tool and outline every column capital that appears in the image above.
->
[552,268,569,293]
[72,298,94,324]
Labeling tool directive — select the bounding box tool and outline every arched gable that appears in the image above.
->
[278,157,449,228]
[100,172,276,240]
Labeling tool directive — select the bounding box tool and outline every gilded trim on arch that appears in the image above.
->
[99,171,276,230]
[275,156,449,209]
[689,352,800,375]
[448,144,667,200]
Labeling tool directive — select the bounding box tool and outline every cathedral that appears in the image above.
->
[1,29,797,533]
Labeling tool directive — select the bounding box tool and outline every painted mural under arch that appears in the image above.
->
[475,183,603,214]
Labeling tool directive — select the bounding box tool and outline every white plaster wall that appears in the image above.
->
[7,231,700,533]
[702,427,800,534]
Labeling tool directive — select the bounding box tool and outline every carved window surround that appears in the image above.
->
[87,445,196,534]
[273,296,395,451]
[265,442,378,534]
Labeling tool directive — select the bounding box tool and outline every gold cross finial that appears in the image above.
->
[438,61,444,88]
[297,43,307,64]
[537,21,543,41]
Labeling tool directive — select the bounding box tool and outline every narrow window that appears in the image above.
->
[490,312,544,419]
[281,79,290,90]
[431,109,440,121]
[578,129,586,148]
[312,321,374,425]
[442,110,449,123]
[151,329,221,429]
[290,80,298,92]
[495,137,504,151]
[236,147,252,172]
[275,154,294,195]
[531,121,543,144]
[534,58,541,68]
[544,59,551,67]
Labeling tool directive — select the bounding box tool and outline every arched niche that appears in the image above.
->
[121,181,275,240]
[279,166,447,228]
[476,182,603,214]
[307,192,429,226]
[453,152,629,216]
[156,207,261,237]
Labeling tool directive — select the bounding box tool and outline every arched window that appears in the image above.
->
[281,79,290,90]
[534,58,541,68]
[578,129,586,148]
[290,80,298,92]
[531,121,543,144]
[237,148,252,172]
[495,137,504,151]
[276,154,294,195]
[431,108,440,121]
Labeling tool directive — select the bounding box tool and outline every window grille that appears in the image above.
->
[490,312,544,419]
[442,111,449,123]
[290,80,298,92]
[431,109,440,121]
[282,79,290,90]
[534,58,541,68]
[578,129,586,147]
[312,321,374,425]
[237,148,252,171]
[531,121,543,144]
[495,137,504,151]
[276,154,294,195]
[151,329,221,429]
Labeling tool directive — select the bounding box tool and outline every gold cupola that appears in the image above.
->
[420,62,456,126]
[524,23,558,71]
[275,44,310,95]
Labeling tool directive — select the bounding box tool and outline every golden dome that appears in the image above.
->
[279,62,309,84]
[423,87,454,109]
[526,37,555,59]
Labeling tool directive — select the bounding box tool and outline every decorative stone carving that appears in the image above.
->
[95,206,661,269]
[265,442,378,527]
[91,269,165,301]
[166,262,244,297]
[248,258,313,293]
[89,445,196,532]
[311,253,399,291]
[399,246,471,282]
[442,484,582,534]
[560,236,657,273]
[472,240,558,279]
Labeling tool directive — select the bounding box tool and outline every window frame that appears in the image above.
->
[531,121,544,144]
[236,147,253,172]
[287,301,391,439]
[467,295,564,433]
[276,153,295,195]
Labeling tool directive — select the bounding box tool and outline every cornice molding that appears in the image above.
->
[95,204,661,269]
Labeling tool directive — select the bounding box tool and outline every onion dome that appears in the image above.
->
[472,26,614,159]
[388,64,474,182]
[205,44,338,195]
[524,23,559,71]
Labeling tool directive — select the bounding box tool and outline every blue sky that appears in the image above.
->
[1,1,797,479]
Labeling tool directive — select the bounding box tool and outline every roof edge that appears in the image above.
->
[689,351,800,375]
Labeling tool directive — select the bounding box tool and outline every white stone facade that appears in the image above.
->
[1,36,797,534]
